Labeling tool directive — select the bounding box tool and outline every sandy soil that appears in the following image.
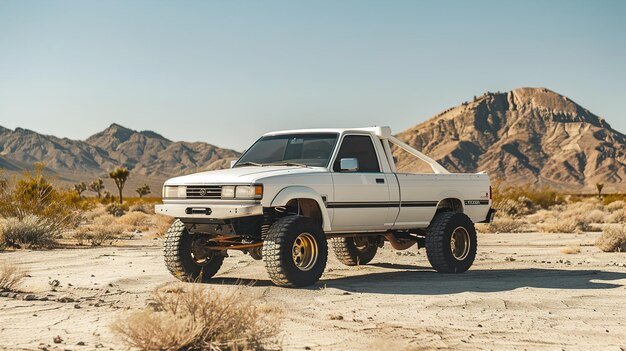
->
[1,232,626,351]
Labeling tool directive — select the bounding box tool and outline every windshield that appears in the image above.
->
[235,133,339,167]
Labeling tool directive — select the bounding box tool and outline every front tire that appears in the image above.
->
[164,219,224,282]
[262,216,328,287]
[425,212,477,273]
[331,236,379,266]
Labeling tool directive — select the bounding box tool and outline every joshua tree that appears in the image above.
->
[596,183,604,199]
[109,167,130,204]
[74,182,87,197]
[89,179,105,198]
[135,184,151,198]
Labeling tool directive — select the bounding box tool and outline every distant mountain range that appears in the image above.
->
[1,87,624,195]
[394,87,626,192]
[0,124,240,196]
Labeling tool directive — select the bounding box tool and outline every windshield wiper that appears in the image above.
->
[234,161,264,167]
[269,162,308,167]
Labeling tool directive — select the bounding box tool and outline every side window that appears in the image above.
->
[333,135,380,172]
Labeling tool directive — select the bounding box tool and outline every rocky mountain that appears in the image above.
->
[0,124,240,193]
[394,87,626,192]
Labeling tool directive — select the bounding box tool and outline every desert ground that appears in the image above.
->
[1,230,625,351]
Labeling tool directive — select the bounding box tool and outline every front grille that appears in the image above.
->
[186,185,222,199]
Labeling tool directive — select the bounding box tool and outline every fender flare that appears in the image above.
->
[436,190,465,212]
[270,186,332,232]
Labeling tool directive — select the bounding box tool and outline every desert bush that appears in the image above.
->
[602,194,626,206]
[73,223,125,246]
[112,285,281,351]
[479,217,524,233]
[0,263,27,291]
[492,182,564,213]
[606,209,626,224]
[539,214,592,233]
[154,215,175,236]
[606,200,626,212]
[118,212,150,230]
[0,166,87,234]
[130,203,155,215]
[0,215,59,248]
[595,225,626,252]
[561,245,581,254]
[586,209,607,223]
[106,203,129,217]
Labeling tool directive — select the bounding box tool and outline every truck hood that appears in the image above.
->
[164,166,327,185]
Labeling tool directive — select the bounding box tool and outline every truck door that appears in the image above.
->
[329,134,393,231]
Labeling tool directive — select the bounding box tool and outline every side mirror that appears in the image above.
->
[230,160,237,168]
[340,158,359,172]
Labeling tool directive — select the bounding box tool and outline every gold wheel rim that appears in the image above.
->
[292,232,318,271]
[450,227,470,261]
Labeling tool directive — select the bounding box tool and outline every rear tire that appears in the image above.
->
[331,236,379,266]
[164,219,224,282]
[425,212,477,273]
[262,216,328,287]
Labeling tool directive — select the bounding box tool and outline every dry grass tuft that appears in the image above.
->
[73,223,126,246]
[0,215,59,249]
[595,225,626,252]
[118,212,150,231]
[606,209,626,224]
[479,217,524,233]
[154,215,175,237]
[112,285,281,351]
[606,200,626,212]
[561,245,581,254]
[0,263,27,291]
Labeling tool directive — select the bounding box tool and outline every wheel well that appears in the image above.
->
[285,198,323,227]
[437,198,463,213]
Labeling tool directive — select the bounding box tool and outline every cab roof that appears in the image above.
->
[262,126,392,139]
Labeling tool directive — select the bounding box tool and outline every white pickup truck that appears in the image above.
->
[156,126,494,287]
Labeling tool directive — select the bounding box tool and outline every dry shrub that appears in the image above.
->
[603,194,626,206]
[0,215,59,248]
[480,217,524,233]
[492,182,564,213]
[82,205,109,222]
[73,223,126,246]
[561,245,581,254]
[586,209,607,224]
[0,263,27,291]
[106,203,129,217]
[130,203,155,215]
[154,215,175,236]
[112,285,281,351]
[118,212,150,230]
[0,165,86,233]
[540,214,592,233]
[595,225,626,252]
[607,210,626,224]
[606,200,626,212]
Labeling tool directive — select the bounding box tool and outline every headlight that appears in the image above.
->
[163,186,186,198]
[226,185,263,199]
[221,186,235,198]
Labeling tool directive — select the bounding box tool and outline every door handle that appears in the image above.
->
[376,178,385,184]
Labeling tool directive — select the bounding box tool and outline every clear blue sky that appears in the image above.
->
[1,0,624,151]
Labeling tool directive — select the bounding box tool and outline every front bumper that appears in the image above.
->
[155,202,263,219]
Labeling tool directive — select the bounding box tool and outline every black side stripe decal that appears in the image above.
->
[326,201,437,209]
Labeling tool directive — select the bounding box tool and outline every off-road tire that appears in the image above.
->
[331,236,378,266]
[425,212,477,273]
[164,219,224,282]
[262,215,328,287]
